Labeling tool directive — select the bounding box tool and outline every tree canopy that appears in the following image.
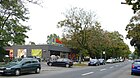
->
[0,0,40,47]
[126,11,140,51]
[124,0,140,13]
[58,7,131,59]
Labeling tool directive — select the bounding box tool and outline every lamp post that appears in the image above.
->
[103,51,106,60]
[101,52,102,59]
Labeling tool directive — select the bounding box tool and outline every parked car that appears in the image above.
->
[131,59,140,75]
[119,59,124,62]
[88,59,100,66]
[106,59,113,63]
[99,59,106,65]
[27,56,41,62]
[47,58,73,68]
[0,58,41,76]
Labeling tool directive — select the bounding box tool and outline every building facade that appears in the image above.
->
[4,45,71,61]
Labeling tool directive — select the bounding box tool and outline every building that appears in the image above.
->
[4,44,72,61]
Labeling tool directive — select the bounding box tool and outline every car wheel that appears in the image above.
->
[66,64,70,68]
[96,64,98,66]
[49,63,52,66]
[35,67,40,74]
[15,69,20,76]
[131,72,134,75]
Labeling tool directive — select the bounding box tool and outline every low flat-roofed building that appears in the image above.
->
[4,44,71,61]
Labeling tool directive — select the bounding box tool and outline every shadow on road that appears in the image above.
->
[0,72,38,77]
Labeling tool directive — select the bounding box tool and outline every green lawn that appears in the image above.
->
[73,63,87,66]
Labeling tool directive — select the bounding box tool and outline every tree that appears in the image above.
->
[57,7,98,62]
[86,22,105,58]
[122,0,140,13]
[0,0,41,46]
[105,31,130,58]
[58,7,131,60]
[29,41,36,45]
[58,7,97,48]
[126,11,140,53]
[133,48,140,59]
[47,33,63,46]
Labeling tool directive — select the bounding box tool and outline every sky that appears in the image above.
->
[25,0,134,51]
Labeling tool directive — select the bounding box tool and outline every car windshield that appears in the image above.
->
[99,59,104,61]
[10,58,22,64]
[134,61,140,65]
[63,58,71,62]
[57,58,63,62]
[90,59,97,62]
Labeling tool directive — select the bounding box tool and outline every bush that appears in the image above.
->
[0,47,7,62]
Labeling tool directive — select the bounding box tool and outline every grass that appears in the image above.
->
[73,63,88,66]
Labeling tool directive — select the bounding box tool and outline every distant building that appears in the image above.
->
[4,44,72,61]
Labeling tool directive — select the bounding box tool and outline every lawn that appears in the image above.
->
[73,62,88,66]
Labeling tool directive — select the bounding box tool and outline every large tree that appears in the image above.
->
[123,0,140,13]
[86,22,105,58]
[126,11,140,52]
[106,31,129,58]
[57,7,98,59]
[0,0,41,46]
[123,0,140,56]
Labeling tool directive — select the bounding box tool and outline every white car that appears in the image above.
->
[106,59,113,63]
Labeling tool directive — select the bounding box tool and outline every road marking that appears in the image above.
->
[110,66,114,68]
[82,72,94,76]
[100,68,106,71]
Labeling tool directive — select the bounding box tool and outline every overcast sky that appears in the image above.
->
[25,0,134,51]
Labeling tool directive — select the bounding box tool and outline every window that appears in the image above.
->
[32,60,38,63]
[57,59,63,62]
[63,59,70,62]
[22,61,31,65]
[134,61,140,65]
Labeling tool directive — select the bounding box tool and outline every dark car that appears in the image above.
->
[131,60,140,75]
[27,56,41,62]
[0,58,41,76]
[47,58,73,68]
[88,59,100,66]
[99,59,106,65]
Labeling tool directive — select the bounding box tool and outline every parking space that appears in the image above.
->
[41,62,72,71]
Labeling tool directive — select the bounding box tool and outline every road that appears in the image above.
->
[1,61,140,78]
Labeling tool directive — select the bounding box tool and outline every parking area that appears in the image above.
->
[41,62,89,72]
[41,62,71,71]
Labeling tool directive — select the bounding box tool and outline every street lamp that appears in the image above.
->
[103,51,106,60]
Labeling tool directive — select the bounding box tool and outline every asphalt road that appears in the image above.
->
[1,61,140,78]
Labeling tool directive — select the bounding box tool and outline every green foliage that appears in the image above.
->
[29,41,36,45]
[0,0,32,46]
[131,48,140,59]
[125,0,140,13]
[81,49,88,57]
[58,7,131,59]
[0,47,6,62]
[47,33,62,46]
[126,11,140,53]
[57,7,97,50]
